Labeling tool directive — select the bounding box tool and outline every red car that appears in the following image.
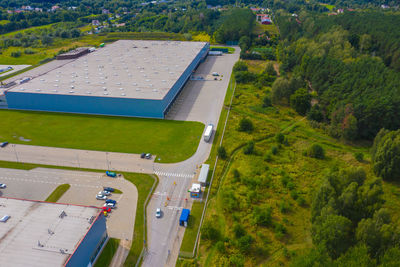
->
[102,206,111,213]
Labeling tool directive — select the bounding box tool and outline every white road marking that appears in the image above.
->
[154,171,194,178]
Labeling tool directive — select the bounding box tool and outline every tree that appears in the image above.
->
[307,104,324,122]
[372,129,400,181]
[238,118,253,132]
[202,221,220,241]
[305,144,325,159]
[218,146,227,159]
[264,62,277,77]
[275,133,285,144]
[342,114,358,141]
[239,35,251,52]
[290,88,311,115]
[271,77,291,104]
[233,61,248,72]
[243,141,255,155]
[312,214,353,259]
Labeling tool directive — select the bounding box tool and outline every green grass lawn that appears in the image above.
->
[0,110,204,163]
[45,184,70,202]
[180,201,205,254]
[94,238,120,267]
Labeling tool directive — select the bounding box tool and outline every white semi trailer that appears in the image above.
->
[203,124,214,142]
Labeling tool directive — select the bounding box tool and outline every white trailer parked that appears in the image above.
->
[203,124,214,142]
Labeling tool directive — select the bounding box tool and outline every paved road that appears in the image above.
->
[0,47,240,267]
[143,48,240,267]
[0,167,138,241]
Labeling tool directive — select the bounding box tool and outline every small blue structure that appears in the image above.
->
[179,209,190,227]
[106,171,116,177]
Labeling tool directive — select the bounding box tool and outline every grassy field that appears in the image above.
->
[0,110,204,163]
[176,59,400,266]
[45,184,70,202]
[0,160,156,266]
[254,23,279,35]
[94,238,120,267]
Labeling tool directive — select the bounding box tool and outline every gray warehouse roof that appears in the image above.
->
[9,40,208,100]
[0,198,101,267]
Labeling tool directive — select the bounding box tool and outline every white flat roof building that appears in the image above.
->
[0,198,105,267]
[9,40,208,100]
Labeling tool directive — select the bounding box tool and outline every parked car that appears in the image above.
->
[156,208,161,218]
[106,171,116,177]
[96,194,107,200]
[104,202,116,209]
[145,153,152,159]
[103,187,115,192]
[0,184,6,189]
[102,206,111,213]
[99,190,111,196]
[0,142,8,148]
[140,153,146,159]
[105,199,117,205]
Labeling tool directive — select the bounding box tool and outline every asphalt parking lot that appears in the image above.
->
[0,167,138,241]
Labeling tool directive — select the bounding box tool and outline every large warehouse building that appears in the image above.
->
[4,40,209,118]
[0,197,108,267]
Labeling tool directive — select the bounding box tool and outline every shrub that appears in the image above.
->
[274,223,287,238]
[11,51,21,57]
[233,223,246,238]
[276,133,285,144]
[215,241,225,253]
[271,146,278,155]
[290,88,311,115]
[233,169,240,182]
[264,152,272,162]
[237,235,253,254]
[290,189,298,199]
[218,146,227,159]
[306,144,325,159]
[243,141,255,155]
[238,118,254,132]
[233,61,248,72]
[279,200,290,213]
[281,174,290,187]
[24,48,35,54]
[253,206,272,226]
[354,152,364,162]
[262,96,272,107]
[202,221,220,241]
[296,196,306,206]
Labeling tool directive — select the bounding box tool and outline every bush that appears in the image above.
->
[275,133,285,144]
[271,146,278,155]
[11,51,21,57]
[264,152,272,162]
[237,235,253,254]
[274,223,287,238]
[234,71,257,83]
[279,200,290,214]
[202,221,220,241]
[233,169,240,182]
[24,49,35,54]
[233,61,248,72]
[290,88,311,115]
[238,118,254,132]
[243,141,255,155]
[354,152,364,162]
[262,96,272,107]
[296,196,306,206]
[218,146,227,159]
[233,223,246,238]
[253,206,272,226]
[305,144,325,159]
[215,241,225,253]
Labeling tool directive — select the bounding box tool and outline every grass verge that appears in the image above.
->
[45,183,70,202]
[123,173,158,266]
[94,238,120,267]
[180,201,205,254]
[210,46,235,53]
[0,110,204,163]
[113,189,123,194]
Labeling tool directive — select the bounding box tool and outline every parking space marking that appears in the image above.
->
[154,171,194,178]
[0,175,99,188]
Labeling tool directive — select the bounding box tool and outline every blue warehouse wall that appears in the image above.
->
[5,42,210,119]
[65,212,108,267]
[6,92,165,118]
[161,42,210,115]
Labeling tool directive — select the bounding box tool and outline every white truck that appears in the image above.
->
[203,124,214,142]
